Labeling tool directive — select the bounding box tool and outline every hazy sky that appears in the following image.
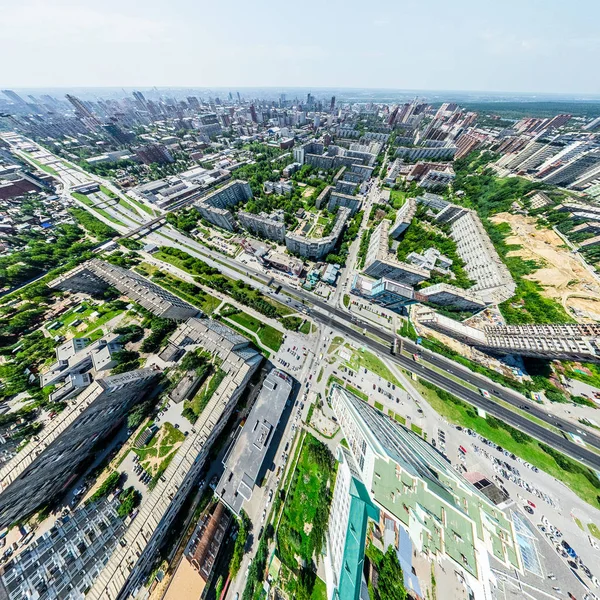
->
[1,0,599,94]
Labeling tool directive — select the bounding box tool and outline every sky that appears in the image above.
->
[1,0,599,95]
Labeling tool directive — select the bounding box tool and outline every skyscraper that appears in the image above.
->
[1,90,28,107]
[0,369,157,528]
[328,385,522,599]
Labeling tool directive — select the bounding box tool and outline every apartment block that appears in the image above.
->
[87,318,262,600]
[49,259,199,320]
[329,385,522,600]
[238,210,286,242]
[395,143,456,161]
[542,150,600,187]
[363,220,429,285]
[285,207,350,260]
[0,497,128,600]
[0,369,157,528]
[40,334,120,388]
[327,191,362,216]
[419,311,600,362]
[389,197,417,239]
[134,144,174,165]
[194,179,252,230]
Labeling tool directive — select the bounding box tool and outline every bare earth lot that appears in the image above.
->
[491,212,600,321]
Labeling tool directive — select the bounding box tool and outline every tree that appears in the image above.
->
[378,547,407,600]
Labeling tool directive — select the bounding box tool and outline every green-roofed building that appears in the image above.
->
[325,446,379,600]
[328,384,522,600]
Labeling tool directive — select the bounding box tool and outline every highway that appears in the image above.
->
[10,135,600,470]
[155,238,600,469]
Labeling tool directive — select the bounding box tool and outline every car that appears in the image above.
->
[524,505,534,514]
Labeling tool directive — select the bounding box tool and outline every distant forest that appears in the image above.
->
[459,101,600,119]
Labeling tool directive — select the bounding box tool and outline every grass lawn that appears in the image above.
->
[152,272,220,315]
[22,152,59,175]
[328,336,345,354]
[185,368,227,419]
[132,422,185,476]
[155,249,293,318]
[227,310,283,352]
[311,577,327,600]
[299,320,312,335]
[588,523,600,539]
[71,192,125,226]
[394,413,406,425]
[415,380,600,510]
[574,517,584,531]
[127,195,154,216]
[346,349,402,388]
[277,434,336,569]
[390,189,407,208]
[348,384,369,402]
[411,423,423,436]
[374,401,384,410]
[343,294,350,308]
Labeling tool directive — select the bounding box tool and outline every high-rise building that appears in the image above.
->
[87,318,262,599]
[249,104,258,123]
[0,369,157,528]
[49,259,200,320]
[325,446,379,600]
[1,90,28,108]
[65,94,101,128]
[194,179,253,231]
[329,385,522,600]
[134,143,174,165]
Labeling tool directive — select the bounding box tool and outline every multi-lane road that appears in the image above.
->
[158,238,600,470]
[10,135,600,470]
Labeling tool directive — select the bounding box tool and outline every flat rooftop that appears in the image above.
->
[216,369,292,515]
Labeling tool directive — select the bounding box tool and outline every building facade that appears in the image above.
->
[0,369,157,528]
[49,260,200,320]
[329,385,522,600]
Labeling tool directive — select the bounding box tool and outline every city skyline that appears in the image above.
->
[1,0,599,94]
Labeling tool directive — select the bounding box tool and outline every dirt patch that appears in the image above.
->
[491,212,600,322]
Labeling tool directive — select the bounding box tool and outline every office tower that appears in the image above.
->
[187,96,200,110]
[65,94,101,127]
[49,259,200,320]
[1,90,28,107]
[330,96,336,112]
[0,369,157,528]
[249,104,258,123]
[329,385,522,600]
